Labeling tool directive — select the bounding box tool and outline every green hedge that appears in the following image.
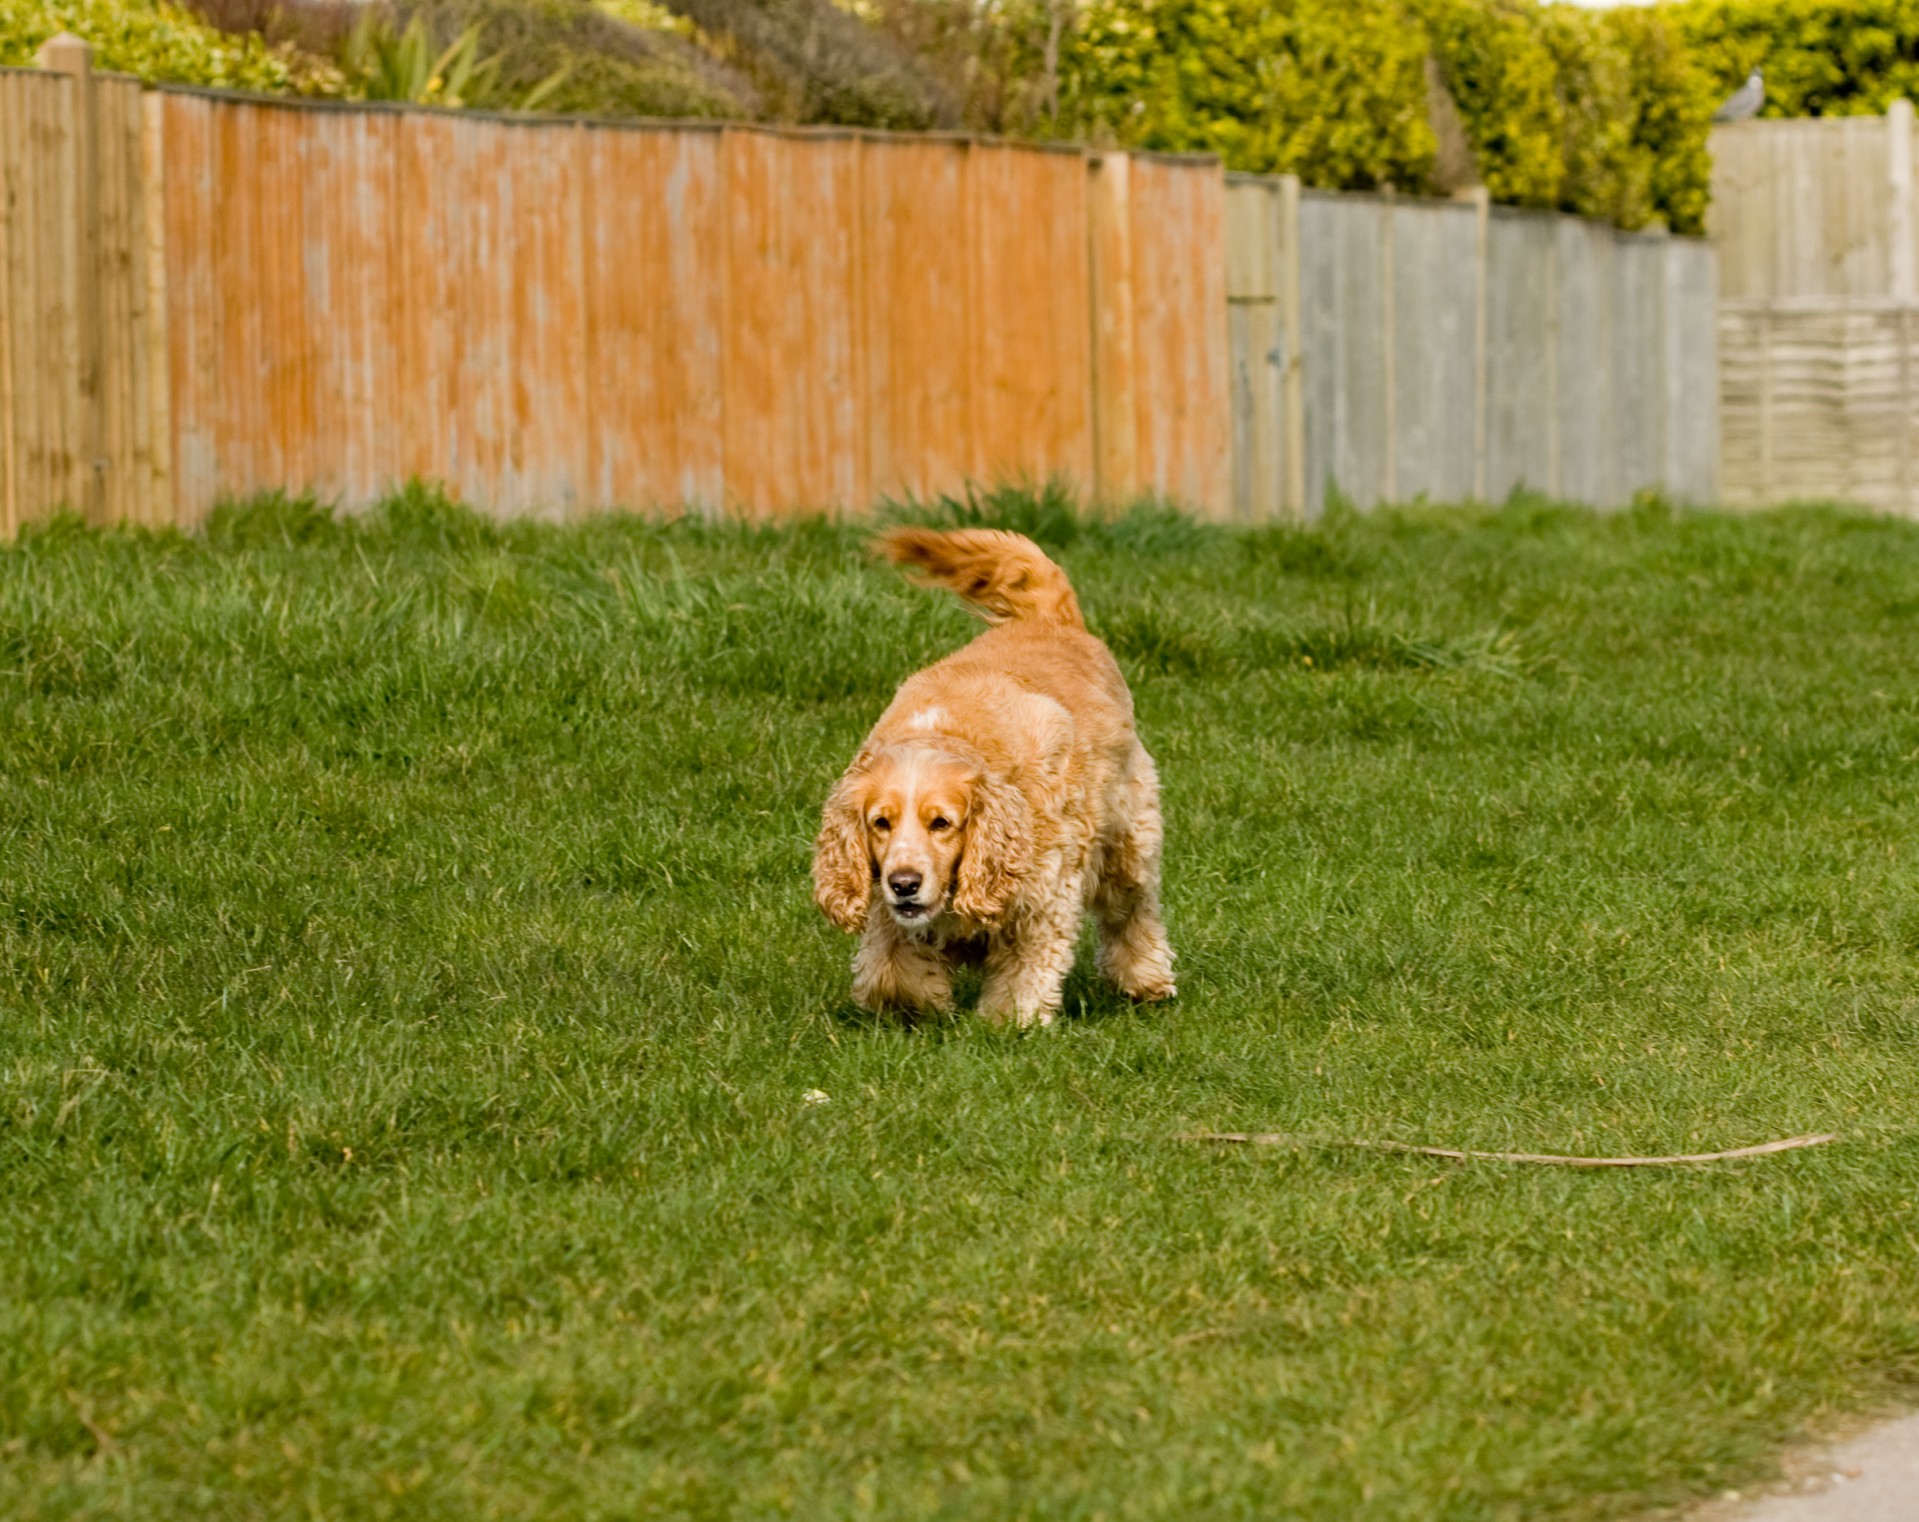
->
[1676,0,1919,118]
[1056,0,1715,233]
[0,0,337,92]
[1061,0,1437,193]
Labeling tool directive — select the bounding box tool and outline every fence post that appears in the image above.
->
[37,33,103,523]
[1379,188,1396,502]
[140,91,170,527]
[1087,151,1138,503]
[1891,99,1915,302]
[1463,186,1490,500]
[1277,174,1304,518]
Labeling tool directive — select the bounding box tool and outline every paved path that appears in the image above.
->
[1694,1413,1919,1521]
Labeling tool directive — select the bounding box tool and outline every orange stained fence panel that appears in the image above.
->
[723,128,866,518]
[969,143,1093,493]
[139,92,1228,523]
[0,72,86,530]
[159,91,215,521]
[860,135,974,503]
[1127,156,1231,514]
[582,125,725,514]
[298,107,397,506]
[1087,152,1139,502]
[389,114,475,502]
[502,120,590,516]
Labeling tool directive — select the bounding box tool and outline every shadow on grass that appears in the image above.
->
[821,960,1157,1033]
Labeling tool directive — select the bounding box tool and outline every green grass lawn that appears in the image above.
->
[5,487,1919,1521]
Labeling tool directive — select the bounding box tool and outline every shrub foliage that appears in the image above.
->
[1053,0,1716,232]
[24,0,1901,237]
[0,0,337,92]
[1676,0,1919,120]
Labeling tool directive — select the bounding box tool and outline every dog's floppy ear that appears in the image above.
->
[952,771,1033,929]
[813,761,873,933]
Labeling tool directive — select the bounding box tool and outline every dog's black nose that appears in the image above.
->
[887,870,923,900]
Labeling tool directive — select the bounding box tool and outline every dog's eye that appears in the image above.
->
[928,816,951,832]
[871,817,891,832]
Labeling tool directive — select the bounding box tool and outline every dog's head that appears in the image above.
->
[813,741,1032,934]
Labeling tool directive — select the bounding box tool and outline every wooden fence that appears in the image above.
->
[0,48,1228,532]
[1708,102,1919,514]
[0,41,1715,534]
[1225,178,1720,515]
[1709,101,1918,302]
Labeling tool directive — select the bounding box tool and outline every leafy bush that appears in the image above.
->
[402,0,753,119]
[1609,5,1715,240]
[0,0,339,92]
[1060,0,1437,189]
[1056,0,1711,232]
[1675,0,1919,118]
[344,11,570,108]
[662,0,958,129]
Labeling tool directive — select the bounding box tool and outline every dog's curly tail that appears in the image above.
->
[875,527,1085,630]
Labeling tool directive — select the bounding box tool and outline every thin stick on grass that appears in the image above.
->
[1179,1132,1838,1167]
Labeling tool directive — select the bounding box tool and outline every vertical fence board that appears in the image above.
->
[970,143,1091,494]
[1610,231,1666,501]
[159,92,215,522]
[1484,210,1555,500]
[503,121,587,517]
[140,92,170,526]
[1390,199,1478,503]
[723,129,864,517]
[1087,152,1138,502]
[13,73,85,522]
[583,125,724,513]
[93,77,145,525]
[1129,156,1227,514]
[1553,218,1608,504]
[1225,176,1282,519]
[862,136,973,504]
[1665,238,1717,503]
[315,108,355,503]
[1299,193,1391,511]
[393,112,458,496]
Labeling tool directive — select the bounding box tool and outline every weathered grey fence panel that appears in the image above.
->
[1611,231,1668,506]
[1665,238,1719,503]
[1553,218,1609,506]
[1238,177,1713,515]
[1484,209,1555,501]
[1300,191,1390,514]
[1391,199,1479,502]
[1710,111,1904,300]
[1224,174,1293,520]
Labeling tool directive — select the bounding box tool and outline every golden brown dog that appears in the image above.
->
[812,528,1175,1027]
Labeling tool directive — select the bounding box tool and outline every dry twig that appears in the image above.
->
[1179,1132,1838,1167]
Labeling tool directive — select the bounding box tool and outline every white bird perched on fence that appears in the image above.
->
[1713,68,1765,124]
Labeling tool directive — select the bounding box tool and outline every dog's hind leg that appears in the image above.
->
[1093,748,1176,1003]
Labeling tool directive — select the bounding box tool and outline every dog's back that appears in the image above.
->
[875,528,1131,739]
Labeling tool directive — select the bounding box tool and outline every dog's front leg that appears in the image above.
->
[978,883,1082,1029]
[851,911,952,1015]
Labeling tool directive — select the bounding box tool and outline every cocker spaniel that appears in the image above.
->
[812,528,1175,1027]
